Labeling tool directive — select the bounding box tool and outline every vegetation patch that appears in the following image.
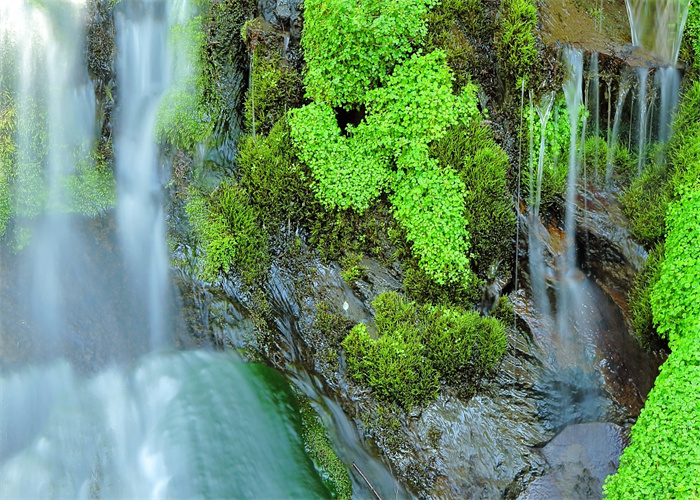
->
[301,0,437,107]
[432,122,516,278]
[186,182,270,285]
[343,292,507,408]
[495,0,538,88]
[605,82,700,498]
[628,241,666,348]
[298,397,352,499]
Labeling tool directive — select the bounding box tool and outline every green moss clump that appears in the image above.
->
[424,0,482,90]
[343,292,507,408]
[298,397,352,500]
[628,241,665,347]
[343,321,440,409]
[432,122,516,278]
[495,0,538,86]
[186,182,270,285]
[583,135,635,187]
[237,116,317,231]
[244,30,303,136]
[622,80,700,248]
[682,0,700,71]
[421,304,507,383]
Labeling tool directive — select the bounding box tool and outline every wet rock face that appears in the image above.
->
[257,0,303,36]
[519,423,627,500]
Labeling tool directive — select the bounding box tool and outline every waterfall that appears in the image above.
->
[562,48,583,269]
[114,1,171,351]
[527,92,551,319]
[626,0,690,173]
[636,68,649,175]
[606,72,632,186]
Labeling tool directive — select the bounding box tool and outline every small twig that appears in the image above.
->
[352,463,383,500]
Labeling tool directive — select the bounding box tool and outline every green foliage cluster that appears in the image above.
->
[301,0,437,106]
[604,188,700,498]
[237,116,316,230]
[186,183,270,285]
[298,397,352,499]
[291,49,481,286]
[622,80,700,247]
[650,189,700,341]
[156,15,213,151]
[245,43,303,136]
[495,0,538,85]
[605,81,700,499]
[683,0,700,71]
[431,122,516,278]
[342,292,507,408]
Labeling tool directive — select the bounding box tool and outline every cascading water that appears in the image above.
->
[527,92,554,319]
[0,1,360,497]
[114,1,171,350]
[635,67,649,175]
[626,0,690,172]
[606,72,632,186]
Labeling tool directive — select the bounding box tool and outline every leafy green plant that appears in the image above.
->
[301,0,437,107]
[605,81,700,499]
[650,189,700,342]
[291,49,481,287]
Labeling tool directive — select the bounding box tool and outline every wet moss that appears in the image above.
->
[495,0,538,87]
[298,397,352,500]
[343,291,507,408]
[243,20,304,136]
[186,182,270,286]
[432,121,516,279]
[629,241,666,349]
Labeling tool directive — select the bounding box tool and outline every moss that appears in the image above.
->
[339,252,366,285]
[298,397,352,499]
[343,292,508,408]
[155,15,213,151]
[583,135,635,187]
[421,303,507,384]
[186,182,270,286]
[201,0,253,142]
[495,0,538,87]
[629,241,666,348]
[432,122,516,278]
[237,116,317,231]
[424,0,482,91]
[343,321,440,409]
[622,81,700,248]
[244,24,304,135]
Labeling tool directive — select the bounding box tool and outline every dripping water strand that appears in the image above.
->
[514,78,525,329]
